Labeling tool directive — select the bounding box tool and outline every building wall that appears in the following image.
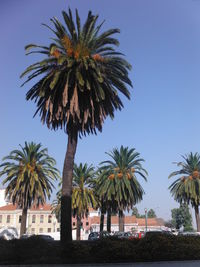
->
[0,209,60,236]
[26,212,60,235]
[0,205,165,240]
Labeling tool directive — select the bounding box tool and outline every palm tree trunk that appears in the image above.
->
[76,214,81,240]
[61,132,78,243]
[107,207,111,233]
[195,205,200,232]
[100,212,104,232]
[20,208,27,237]
[118,210,124,232]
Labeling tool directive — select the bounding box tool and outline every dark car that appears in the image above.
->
[113,231,133,239]
[37,234,54,242]
[99,231,110,239]
[178,232,200,236]
[20,234,33,239]
[88,232,99,240]
[145,230,174,237]
[25,234,54,242]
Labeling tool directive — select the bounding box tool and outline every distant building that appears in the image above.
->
[0,204,59,236]
[90,215,165,233]
[0,203,165,239]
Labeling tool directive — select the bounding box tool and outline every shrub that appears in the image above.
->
[1,234,200,264]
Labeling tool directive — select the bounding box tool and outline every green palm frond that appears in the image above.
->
[52,163,98,219]
[72,163,97,217]
[169,153,200,207]
[21,8,132,137]
[97,145,147,212]
[0,142,60,209]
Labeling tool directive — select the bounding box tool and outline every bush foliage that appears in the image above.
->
[1,234,200,264]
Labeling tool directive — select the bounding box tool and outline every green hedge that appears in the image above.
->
[1,234,200,264]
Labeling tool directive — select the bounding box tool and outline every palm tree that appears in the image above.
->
[52,189,61,223]
[169,152,200,232]
[98,146,147,231]
[20,8,132,243]
[95,170,118,232]
[52,163,98,240]
[0,142,59,236]
[72,163,97,240]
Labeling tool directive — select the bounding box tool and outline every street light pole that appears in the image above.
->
[145,208,147,232]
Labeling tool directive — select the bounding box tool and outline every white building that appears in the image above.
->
[0,204,60,237]
[0,189,9,207]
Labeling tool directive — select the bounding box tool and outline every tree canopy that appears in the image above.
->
[21,8,132,137]
[171,204,193,231]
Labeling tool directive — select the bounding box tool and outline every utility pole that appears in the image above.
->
[145,208,148,232]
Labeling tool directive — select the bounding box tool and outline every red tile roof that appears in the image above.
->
[30,204,52,211]
[91,215,164,227]
[0,204,17,211]
[0,203,52,211]
[136,218,164,226]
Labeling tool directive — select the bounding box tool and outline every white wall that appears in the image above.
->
[0,189,8,207]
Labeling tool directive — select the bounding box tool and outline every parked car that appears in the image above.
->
[0,230,16,240]
[113,231,133,239]
[36,234,54,242]
[162,230,174,236]
[88,232,99,240]
[178,232,200,236]
[144,230,174,237]
[20,234,33,239]
[99,231,110,239]
[21,234,54,242]
[0,227,18,240]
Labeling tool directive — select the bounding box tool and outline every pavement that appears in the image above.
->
[2,262,200,267]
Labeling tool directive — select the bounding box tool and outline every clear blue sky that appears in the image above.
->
[0,0,200,221]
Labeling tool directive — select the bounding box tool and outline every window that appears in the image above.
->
[39,228,43,233]
[47,228,51,233]
[31,228,35,234]
[48,215,52,223]
[40,215,44,223]
[7,215,10,223]
[19,215,22,223]
[73,222,76,226]
[57,228,60,232]
[32,215,36,223]
[0,215,2,223]
[86,222,89,226]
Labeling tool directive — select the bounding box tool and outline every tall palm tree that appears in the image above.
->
[98,146,147,231]
[20,8,132,242]
[169,153,200,232]
[0,142,59,236]
[72,163,97,240]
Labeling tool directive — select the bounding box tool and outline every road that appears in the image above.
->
[3,261,200,267]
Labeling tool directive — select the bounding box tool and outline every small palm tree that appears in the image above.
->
[52,190,61,223]
[95,170,118,232]
[169,153,200,231]
[20,8,132,242]
[98,146,147,231]
[72,163,97,240]
[0,142,59,236]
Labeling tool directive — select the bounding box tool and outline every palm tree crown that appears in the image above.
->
[72,163,97,217]
[169,152,200,207]
[98,146,148,211]
[21,8,132,137]
[0,142,59,209]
